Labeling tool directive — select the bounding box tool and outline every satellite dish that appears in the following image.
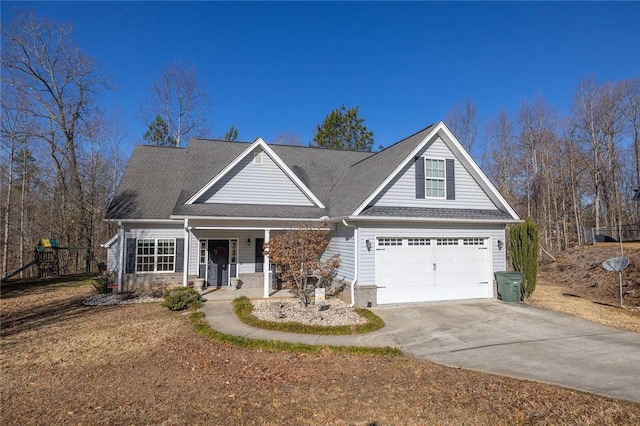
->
[602,257,629,273]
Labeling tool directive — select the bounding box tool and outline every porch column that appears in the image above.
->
[117,222,125,293]
[263,228,270,298]
[183,218,190,287]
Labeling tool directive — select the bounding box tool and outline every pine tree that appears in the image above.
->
[313,105,374,151]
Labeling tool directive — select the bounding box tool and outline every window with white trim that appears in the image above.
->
[200,240,206,264]
[436,238,458,246]
[463,238,485,246]
[377,238,403,247]
[425,158,445,198]
[136,238,175,272]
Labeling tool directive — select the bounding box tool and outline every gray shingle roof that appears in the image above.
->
[359,206,514,221]
[327,124,437,217]
[105,145,187,220]
[106,123,513,223]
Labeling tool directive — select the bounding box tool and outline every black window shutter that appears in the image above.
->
[126,238,136,273]
[415,157,425,199]
[446,159,455,200]
[175,238,184,272]
[255,238,264,272]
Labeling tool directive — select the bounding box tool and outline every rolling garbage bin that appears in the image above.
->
[494,271,523,302]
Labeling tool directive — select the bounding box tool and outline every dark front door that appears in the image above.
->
[208,240,229,287]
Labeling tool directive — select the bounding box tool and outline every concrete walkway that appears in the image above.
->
[199,298,640,403]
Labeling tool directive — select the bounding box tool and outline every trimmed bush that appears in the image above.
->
[510,217,539,300]
[161,287,202,311]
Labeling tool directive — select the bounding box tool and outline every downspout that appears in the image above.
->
[342,219,358,307]
[117,221,124,293]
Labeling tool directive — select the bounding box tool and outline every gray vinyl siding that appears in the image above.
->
[373,137,497,210]
[106,239,120,272]
[357,223,506,286]
[124,223,184,239]
[322,224,355,282]
[198,148,314,206]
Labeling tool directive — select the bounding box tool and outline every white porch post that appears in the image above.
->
[183,218,190,287]
[117,222,125,293]
[263,228,270,298]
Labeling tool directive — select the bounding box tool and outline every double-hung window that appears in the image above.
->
[425,158,445,198]
[136,238,175,272]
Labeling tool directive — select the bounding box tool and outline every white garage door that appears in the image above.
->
[375,237,490,304]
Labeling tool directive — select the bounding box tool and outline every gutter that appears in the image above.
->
[342,219,358,307]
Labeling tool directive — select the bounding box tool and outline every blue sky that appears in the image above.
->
[2,1,639,156]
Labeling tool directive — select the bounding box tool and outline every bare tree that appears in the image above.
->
[446,100,480,158]
[141,61,212,146]
[2,11,109,273]
[485,110,518,203]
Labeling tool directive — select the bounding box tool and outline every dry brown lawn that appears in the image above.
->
[2,275,640,425]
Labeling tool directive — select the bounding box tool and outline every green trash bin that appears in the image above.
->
[494,271,523,302]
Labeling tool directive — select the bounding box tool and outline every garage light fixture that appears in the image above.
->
[365,239,372,251]
[247,238,251,246]
[497,239,504,251]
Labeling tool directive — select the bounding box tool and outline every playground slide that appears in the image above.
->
[1,259,38,282]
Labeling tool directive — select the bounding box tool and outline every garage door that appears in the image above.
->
[375,237,490,304]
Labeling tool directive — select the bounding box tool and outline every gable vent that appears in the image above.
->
[253,152,263,164]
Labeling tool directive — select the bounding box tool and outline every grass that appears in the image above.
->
[232,296,385,335]
[190,311,403,356]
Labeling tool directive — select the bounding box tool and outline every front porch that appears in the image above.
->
[201,286,294,301]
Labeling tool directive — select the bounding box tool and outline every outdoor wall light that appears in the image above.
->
[497,239,504,251]
[365,239,372,251]
[247,238,251,246]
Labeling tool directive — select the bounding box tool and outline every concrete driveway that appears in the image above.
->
[370,300,640,403]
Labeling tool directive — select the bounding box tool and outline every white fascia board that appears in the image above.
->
[104,219,180,224]
[351,122,520,221]
[193,226,329,231]
[437,124,520,221]
[352,123,442,216]
[184,138,325,208]
[170,215,322,221]
[347,215,523,225]
[258,139,326,209]
[100,234,119,248]
[185,140,262,204]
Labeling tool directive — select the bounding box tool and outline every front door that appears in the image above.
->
[208,240,229,287]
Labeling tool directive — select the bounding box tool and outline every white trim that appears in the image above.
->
[101,234,119,248]
[184,138,325,208]
[347,215,522,224]
[352,124,441,216]
[104,219,180,224]
[352,122,520,221]
[170,215,323,222]
[183,219,189,287]
[192,226,328,231]
[424,156,446,199]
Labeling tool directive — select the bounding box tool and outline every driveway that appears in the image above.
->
[370,300,640,403]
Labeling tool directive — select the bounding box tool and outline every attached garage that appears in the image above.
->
[375,236,491,304]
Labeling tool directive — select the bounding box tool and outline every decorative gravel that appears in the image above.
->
[250,298,367,326]
[82,294,162,306]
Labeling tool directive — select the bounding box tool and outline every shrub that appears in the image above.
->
[92,271,115,294]
[162,287,202,311]
[510,217,539,300]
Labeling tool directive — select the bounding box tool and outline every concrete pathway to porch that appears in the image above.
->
[201,287,294,301]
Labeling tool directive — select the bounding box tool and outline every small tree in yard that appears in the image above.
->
[510,218,539,300]
[266,225,341,307]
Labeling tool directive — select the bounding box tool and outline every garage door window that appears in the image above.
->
[437,238,458,246]
[407,238,430,246]
[378,238,403,246]
[463,238,485,246]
